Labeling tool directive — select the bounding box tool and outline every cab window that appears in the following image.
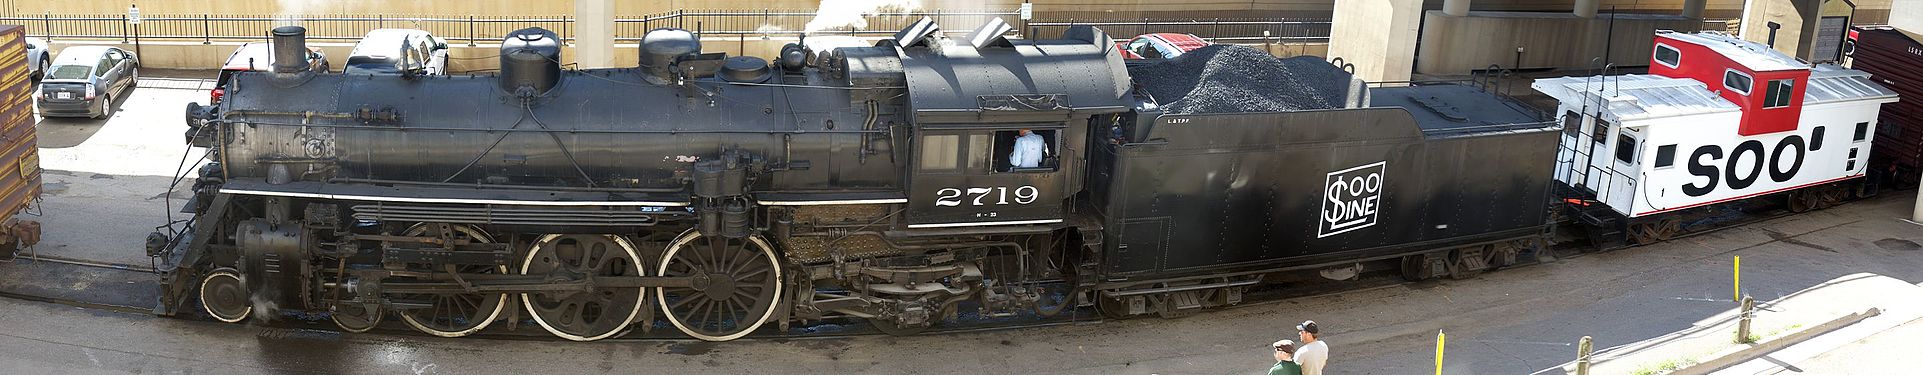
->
[919,135,961,174]
[995,129,1057,172]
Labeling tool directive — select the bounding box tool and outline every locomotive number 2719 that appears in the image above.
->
[934,186,1040,206]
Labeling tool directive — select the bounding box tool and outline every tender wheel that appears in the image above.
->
[1097,294,1133,319]
[331,303,383,333]
[521,234,647,342]
[657,230,784,342]
[394,224,509,338]
[1787,190,1816,213]
[198,268,252,323]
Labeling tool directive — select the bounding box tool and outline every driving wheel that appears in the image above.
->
[393,223,509,338]
[657,230,784,342]
[520,234,647,342]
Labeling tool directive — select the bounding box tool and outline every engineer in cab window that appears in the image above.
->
[1009,129,1048,170]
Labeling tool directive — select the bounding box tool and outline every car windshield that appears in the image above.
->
[343,59,400,75]
[46,65,92,80]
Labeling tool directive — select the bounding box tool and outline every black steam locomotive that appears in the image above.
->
[153,18,1558,341]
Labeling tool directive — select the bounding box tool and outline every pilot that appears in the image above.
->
[1009,129,1047,170]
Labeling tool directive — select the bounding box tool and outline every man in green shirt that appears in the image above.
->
[1270,339,1304,375]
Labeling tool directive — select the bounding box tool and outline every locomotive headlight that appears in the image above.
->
[84,83,96,100]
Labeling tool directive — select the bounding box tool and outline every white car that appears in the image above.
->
[345,28,449,75]
[25,37,50,80]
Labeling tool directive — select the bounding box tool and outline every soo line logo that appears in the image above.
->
[1319,161,1385,238]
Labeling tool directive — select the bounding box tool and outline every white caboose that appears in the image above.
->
[1533,31,1897,242]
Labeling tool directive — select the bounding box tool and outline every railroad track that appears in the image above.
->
[0,194,1877,342]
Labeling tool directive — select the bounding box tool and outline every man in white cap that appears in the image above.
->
[1294,320,1328,375]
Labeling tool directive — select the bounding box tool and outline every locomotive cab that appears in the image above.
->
[905,124,1069,228]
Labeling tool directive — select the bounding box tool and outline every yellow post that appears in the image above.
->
[1435,330,1446,375]
[1732,256,1742,301]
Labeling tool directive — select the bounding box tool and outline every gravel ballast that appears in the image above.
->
[1127,45,1353,115]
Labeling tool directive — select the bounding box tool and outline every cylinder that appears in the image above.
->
[1573,0,1599,18]
[1442,0,1471,17]
[1682,0,1706,19]
[499,27,562,96]
[270,26,310,74]
[720,200,750,238]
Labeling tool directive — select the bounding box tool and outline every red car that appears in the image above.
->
[1114,33,1213,59]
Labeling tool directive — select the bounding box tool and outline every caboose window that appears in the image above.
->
[1615,135,1638,164]
[1654,145,1677,168]
[1723,70,1752,95]
[1854,122,1869,142]
[1653,44,1681,68]
[919,135,961,174]
[1591,119,1610,144]
[1762,79,1794,108]
[1562,110,1581,138]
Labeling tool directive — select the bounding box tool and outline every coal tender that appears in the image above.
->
[157,18,1558,342]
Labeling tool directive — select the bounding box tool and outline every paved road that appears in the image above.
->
[5,74,1922,374]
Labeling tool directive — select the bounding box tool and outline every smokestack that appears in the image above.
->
[270,26,310,74]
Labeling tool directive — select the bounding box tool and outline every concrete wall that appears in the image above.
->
[1415,11,1703,75]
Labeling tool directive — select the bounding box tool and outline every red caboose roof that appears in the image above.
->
[1656,31,1806,72]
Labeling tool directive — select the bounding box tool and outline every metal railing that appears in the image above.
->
[0,11,1338,46]
[5,14,573,44]
[0,10,1026,45]
[1026,18,1333,44]
[616,10,1023,41]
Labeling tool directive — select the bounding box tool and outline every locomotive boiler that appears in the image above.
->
[155,18,1562,341]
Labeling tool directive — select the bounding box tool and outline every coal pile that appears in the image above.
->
[1128,45,1353,115]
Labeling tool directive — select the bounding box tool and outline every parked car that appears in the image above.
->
[210,42,329,105]
[344,29,449,75]
[36,46,137,119]
[25,37,49,80]
[1114,33,1212,59]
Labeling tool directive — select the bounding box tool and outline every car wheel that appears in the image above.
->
[128,68,139,88]
[34,56,47,80]
[95,93,114,119]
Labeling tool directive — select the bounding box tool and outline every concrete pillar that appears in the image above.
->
[1897,0,1923,34]
[1682,0,1707,18]
[1574,0,1599,18]
[1327,0,1422,83]
[1442,0,1471,17]
[573,0,616,68]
